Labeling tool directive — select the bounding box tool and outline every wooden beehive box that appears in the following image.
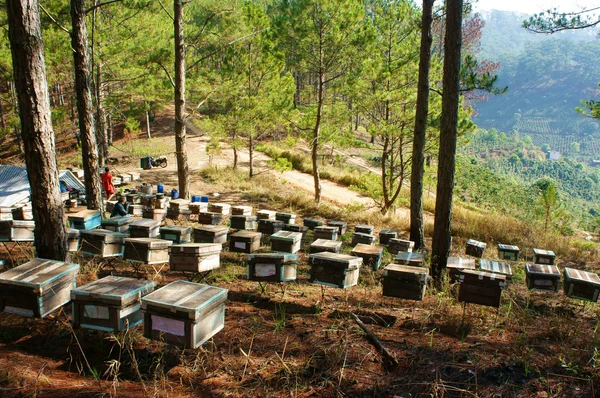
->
[80,229,124,257]
[68,210,101,230]
[382,264,428,301]
[160,225,192,244]
[314,226,338,241]
[351,244,384,271]
[143,208,167,222]
[128,172,141,181]
[123,238,172,264]
[129,219,161,238]
[533,248,556,265]
[126,193,142,204]
[394,251,425,267]
[457,270,506,308]
[0,258,79,318]
[66,228,80,252]
[388,238,414,255]
[270,231,302,254]
[230,231,261,254]
[466,239,486,258]
[197,212,223,225]
[256,209,277,220]
[379,229,398,245]
[0,207,13,221]
[128,204,144,216]
[230,215,258,231]
[189,202,209,214]
[275,212,296,225]
[152,196,169,210]
[327,221,347,236]
[119,173,132,183]
[71,276,156,332]
[497,243,520,261]
[166,209,192,221]
[169,199,190,211]
[141,281,228,348]
[310,239,343,254]
[303,218,323,230]
[257,219,284,235]
[11,205,33,220]
[447,257,476,282]
[283,224,309,240]
[525,263,560,292]
[169,243,222,273]
[247,253,298,283]
[351,232,375,246]
[563,267,600,302]
[105,201,116,213]
[479,260,512,281]
[140,194,156,207]
[231,205,253,216]
[208,203,231,215]
[355,224,374,235]
[0,220,35,242]
[101,216,134,233]
[194,225,228,244]
[309,252,362,289]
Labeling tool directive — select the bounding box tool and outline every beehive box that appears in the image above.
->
[257,219,284,235]
[270,231,302,254]
[479,260,513,281]
[257,210,277,220]
[0,258,79,318]
[11,205,33,220]
[152,196,169,210]
[563,268,600,302]
[247,253,298,283]
[197,212,223,225]
[194,225,228,244]
[105,201,116,213]
[140,194,156,207]
[309,252,362,289]
[189,202,209,214]
[126,193,142,204]
[351,232,375,246]
[160,225,192,244]
[0,220,35,242]
[388,238,414,255]
[68,210,101,230]
[394,251,425,267]
[128,204,144,216]
[351,244,384,271]
[101,216,134,233]
[119,173,132,183]
[231,205,253,216]
[143,208,167,222]
[128,172,141,181]
[327,221,347,236]
[355,225,374,235]
[275,212,296,225]
[142,281,228,348]
[230,231,261,254]
[66,228,80,252]
[0,207,13,221]
[314,226,338,241]
[382,264,428,301]
[283,224,309,240]
[533,248,556,265]
[525,263,561,292]
[169,243,222,273]
[129,219,160,238]
[466,239,486,258]
[303,218,323,230]
[310,239,343,254]
[497,243,520,261]
[208,203,231,215]
[447,257,476,282]
[80,229,124,257]
[167,209,192,221]
[123,238,172,264]
[230,215,258,231]
[458,270,506,308]
[169,199,190,211]
[71,276,156,332]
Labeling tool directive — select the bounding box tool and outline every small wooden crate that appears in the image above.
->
[270,231,302,254]
[169,199,190,211]
[563,268,600,302]
[327,221,347,236]
[101,216,134,233]
[388,238,414,255]
[230,231,261,253]
[0,207,13,221]
[275,212,296,225]
[257,210,277,220]
[382,264,428,301]
[458,270,506,308]
[257,219,284,235]
[197,212,223,225]
[166,209,192,221]
[351,244,384,271]
[303,218,323,230]
[0,220,35,242]
[314,226,338,241]
[525,263,560,292]
[355,224,374,235]
[194,225,228,244]
[351,232,375,246]
[231,205,253,216]
[142,281,228,348]
[11,205,33,220]
[0,258,79,318]
[152,196,169,210]
[208,203,231,215]
[128,204,144,216]
[143,209,167,222]
[129,219,161,238]
[160,225,192,244]
[466,239,486,258]
[71,276,156,332]
[123,238,172,264]
[533,248,556,265]
[230,215,258,231]
[379,229,398,245]
[479,260,512,281]
[394,251,425,267]
[497,243,520,261]
[119,174,132,183]
[169,243,222,273]
[68,210,101,230]
[310,239,343,254]
[80,229,124,257]
[283,224,309,240]
[247,253,298,283]
[66,228,80,252]
[189,202,209,214]
[447,257,476,282]
[309,252,362,289]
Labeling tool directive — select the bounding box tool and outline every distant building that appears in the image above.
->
[546,150,561,161]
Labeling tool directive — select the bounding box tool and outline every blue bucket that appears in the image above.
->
[157,183,164,194]
[171,189,179,199]
[200,195,209,203]
[191,195,200,203]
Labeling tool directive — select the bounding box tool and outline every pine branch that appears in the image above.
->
[39,4,70,36]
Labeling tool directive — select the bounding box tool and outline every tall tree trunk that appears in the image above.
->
[71,0,101,210]
[174,0,190,199]
[95,60,108,165]
[249,134,254,178]
[232,130,238,169]
[146,107,151,139]
[7,0,67,261]
[410,0,434,250]
[312,71,324,204]
[431,0,464,285]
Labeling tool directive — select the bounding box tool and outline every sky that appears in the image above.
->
[473,0,599,15]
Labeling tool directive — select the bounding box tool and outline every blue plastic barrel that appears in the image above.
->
[200,195,209,203]
[191,195,200,203]
[171,189,179,199]
[157,183,164,194]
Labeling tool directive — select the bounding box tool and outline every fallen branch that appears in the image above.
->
[351,313,398,368]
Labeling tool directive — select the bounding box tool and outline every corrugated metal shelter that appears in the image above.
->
[0,165,85,208]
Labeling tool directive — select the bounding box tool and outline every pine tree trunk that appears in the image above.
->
[410,0,434,250]
[431,0,464,285]
[71,0,101,210]
[95,61,108,166]
[312,71,324,204]
[249,134,254,178]
[7,0,67,261]
[174,0,190,199]
[146,108,151,139]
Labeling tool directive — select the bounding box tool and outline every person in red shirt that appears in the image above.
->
[101,167,115,198]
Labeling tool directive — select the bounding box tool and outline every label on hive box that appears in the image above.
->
[255,264,277,277]
[538,257,550,264]
[534,279,553,287]
[84,305,110,320]
[151,314,185,337]
[234,242,246,249]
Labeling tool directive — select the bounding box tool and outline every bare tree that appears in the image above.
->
[174,0,190,199]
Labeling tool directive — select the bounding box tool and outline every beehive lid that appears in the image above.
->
[447,257,476,270]
[498,243,519,251]
[169,243,222,255]
[533,248,555,257]
[310,252,362,268]
[4,220,35,227]
[258,219,283,225]
[231,231,261,239]
[101,216,134,226]
[141,280,228,319]
[390,238,415,247]
[247,253,298,263]
[130,219,160,228]
[353,232,375,239]
[232,205,252,211]
[351,244,383,256]
[276,212,295,218]
[68,209,100,221]
[210,203,231,210]
[124,238,172,249]
[383,264,428,280]
[311,239,342,249]
[230,215,257,221]
[271,231,302,241]
[395,251,425,263]
[0,258,79,291]
[144,209,166,214]
[526,263,560,277]
[66,228,80,239]
[195,225,228,233]
[466,239,486,248]
[480,260,512,276]
[564,268,600,286]
[327,221,347,227]
[170,199,190,206]
[315,226,338,232]
[380,229,398,235]
[458,269,507,286]
[160,225,192,233]
[257,210,276,216]
[71,275,156,306]
[198,211,221,217]
[80,229,124,243]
